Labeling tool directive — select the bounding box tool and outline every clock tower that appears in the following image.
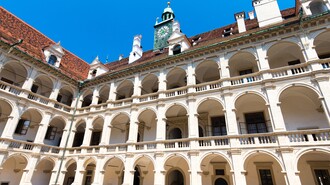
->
[153,2,175,51]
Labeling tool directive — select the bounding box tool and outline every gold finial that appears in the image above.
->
[168,1,170,7]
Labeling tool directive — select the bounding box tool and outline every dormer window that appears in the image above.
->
[173,44,182,55]
[222,28,233,37]
[91,69,97,77]
[310,1,328,15]
[48,55,57,66]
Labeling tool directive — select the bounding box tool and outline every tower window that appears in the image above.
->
[173,45,182,55]
[48,55,57,65]
[91,69,97,77]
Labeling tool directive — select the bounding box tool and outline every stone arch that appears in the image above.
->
[103,156,125,171]
[228,51,259,77]
[233,90,267,105]
[65,158,77,169]
[83,157,97,169]
[163,153,191,171]
[137,108,157,142]
[294,147,330,172]
[278,84,328,131]
[111,111,131,122]
[267,41,306,69]
[2,152,29,167]
[141,73,159,95]
[195,59,220,84]
[116,79,134,100]
[243,150,285,171]
[133,154,156,169]
[277,83,322,102]
[166,66,187,89]
[196,97,225,112]
[137,107,158,118]
[0,59,28,87]
[313,28,330,59]
[199,151,233,171]
[98,84,110,104]
[164,102,189,115]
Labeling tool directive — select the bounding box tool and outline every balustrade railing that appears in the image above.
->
[230,73,262,86]
[0,129,329,156]
[195,81,222,92]
[165,87,188,98]
[271,63,310,78]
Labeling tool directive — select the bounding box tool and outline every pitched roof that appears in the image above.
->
[103,7,298,74]
[0,7,90,80]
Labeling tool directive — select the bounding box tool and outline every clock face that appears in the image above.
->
[157,26,170,38]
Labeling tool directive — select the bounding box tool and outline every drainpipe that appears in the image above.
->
[54,81,83,185]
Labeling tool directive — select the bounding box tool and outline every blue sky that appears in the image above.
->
[1,0,295,63]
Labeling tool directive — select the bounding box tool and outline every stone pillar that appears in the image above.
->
[91,157,105,185]
[262,83,286,131]
[222,92,239,135]
[158,69,167,98]
[219,54,231,86]
[256,44,272,79]
[108,81,117,101]
[127,107,139,151]
[100,112,113,145]
[19,156,39,185]
[300,34,319,62]
[187,61,196,93]
[187,96,198,138]
[72,158,85,185]
[122,154,134,185]
[66,119,77,148]
[1,110,20,139]
[277,148,302,185]
[154,153,165,185]
[189,151,201,185]
[34,111,53,144]
[133,74,142,97]
[229,150,247,185]
[21,67,38,91]
[91,86,100,105]
[49,81,62,100]
[82,116,93,146]
[49,159,66,185]
[156,102,166,150]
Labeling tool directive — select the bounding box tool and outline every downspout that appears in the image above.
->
[54,81,84,185]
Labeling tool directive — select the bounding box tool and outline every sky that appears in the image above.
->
[1,0,295,63]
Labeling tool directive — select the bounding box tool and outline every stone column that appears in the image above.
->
[100,112,113,145]
[186,61,196,93]
[127,107,139,151]
[108,81,117,102]
[262,83,286,131]
[122,154,134,185]
[154,153,165,185]
[158,69,167,98]
[82,116,93,146]
[133,74,142,97]
[34,111,53,144]
[256,44,272,79]
[1,110,20,139]
[222,92,239,135]
[219,54,231,86]
[21,67,38,91]
[72,158,85,185]
[19,155,39,185]
[91,157,105,185]
[229,150,247,185]
[156,102,166,150]
[277,148,302,185]
[91,86,100,105]
[49,159,66,185]
[49,81,62,100]
[187,96,199,149]
[189,151,201,185]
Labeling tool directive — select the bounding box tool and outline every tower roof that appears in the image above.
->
[163,2,174,14]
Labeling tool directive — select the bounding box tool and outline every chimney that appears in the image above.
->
[129,35,143,64]
[253,0,282,27]
[119,54,124,61]
[248,11,255,20]
[235,12,246,33]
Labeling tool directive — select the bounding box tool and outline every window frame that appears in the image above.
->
[254,162,276,185]
[14,119,30,135]
[45,126,57,140]
[307,161,330,185]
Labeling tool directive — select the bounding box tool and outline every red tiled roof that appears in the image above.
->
[0,7,90,80]
[104,7,298,73]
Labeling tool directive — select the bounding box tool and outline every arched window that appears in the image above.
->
[310,1,328,15]
[173,44,182,55]
[48,55,57,65]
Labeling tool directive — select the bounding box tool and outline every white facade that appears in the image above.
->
[0,1,330,185]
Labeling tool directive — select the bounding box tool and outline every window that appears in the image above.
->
[215,169,225,176]
[245,112,267,134]
[239,69,253,76]
[314,169,330,185]
[90,131,101,146]
[211,116,227,136]
[1,182,9,185]
[173,45,182,55]
[45,126,57,140]
[259,169,274,185]
[15,119,30,135]
[31,84,39,93]
[1,77,13,84]
[91,69,97,77]
[48,55,57,65]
